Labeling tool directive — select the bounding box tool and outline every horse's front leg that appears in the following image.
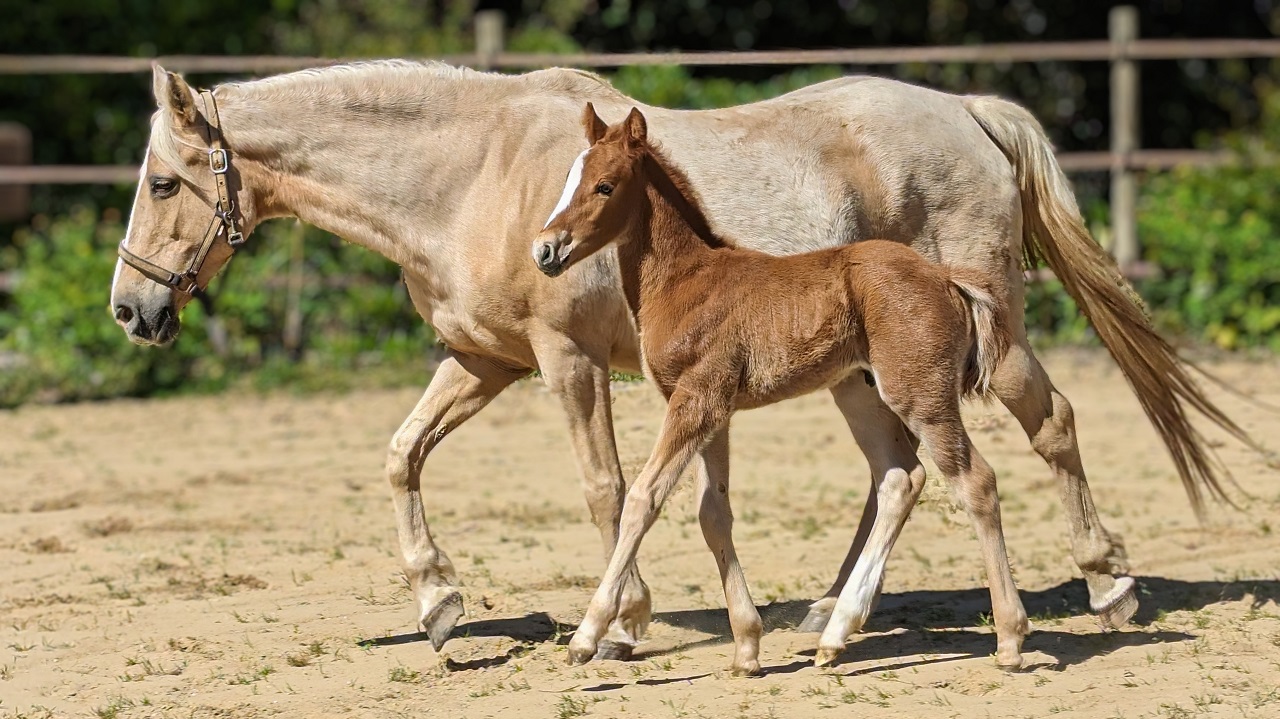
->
[536,342,651,661]
[386,351,526,650]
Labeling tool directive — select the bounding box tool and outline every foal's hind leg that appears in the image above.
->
[386,351,526,650]
[914,417,1030,669]
[799,377,919,633]
[695,428,763,676]
[991,339,1136,628]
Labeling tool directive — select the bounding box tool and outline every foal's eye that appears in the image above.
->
[596,182,614,196]
[149,177,178,198]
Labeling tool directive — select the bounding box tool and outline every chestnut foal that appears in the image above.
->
[536,104,1028,674]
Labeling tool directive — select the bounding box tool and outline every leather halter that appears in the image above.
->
[117,89,245,297]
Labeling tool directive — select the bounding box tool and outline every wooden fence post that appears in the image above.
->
[475,10,505,70]
[1110,6,1140,268]
[0,122,31,221]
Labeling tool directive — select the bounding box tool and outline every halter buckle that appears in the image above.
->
[227,229,245,248]
[209,149,229,174]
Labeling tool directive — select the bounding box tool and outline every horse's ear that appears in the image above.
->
[582,102,607,145]
[153,64,198,127]
[624,107,647,145]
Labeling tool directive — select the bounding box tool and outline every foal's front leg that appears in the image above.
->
[568,388,727,665]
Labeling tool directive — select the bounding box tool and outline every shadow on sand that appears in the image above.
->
[358,576,1277,675]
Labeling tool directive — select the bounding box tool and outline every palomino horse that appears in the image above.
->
[111,61,1246,657]
[536,104,1027,673]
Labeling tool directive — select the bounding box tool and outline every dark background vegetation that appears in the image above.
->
[1,0,1278,405]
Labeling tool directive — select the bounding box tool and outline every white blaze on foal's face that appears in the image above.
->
[543,149,590,229]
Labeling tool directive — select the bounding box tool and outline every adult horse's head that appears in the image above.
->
[111,66,262,346]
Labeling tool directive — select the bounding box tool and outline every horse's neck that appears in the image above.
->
[620,175,721,314]
[218,76,495,267]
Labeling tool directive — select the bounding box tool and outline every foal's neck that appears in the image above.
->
[620,152,726,309]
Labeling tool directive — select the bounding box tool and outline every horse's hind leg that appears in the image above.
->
[799,376,918,633]
[991,338,1136,628]
[814,379,927,666]
[695,428,763,676]
[386,351,526,651]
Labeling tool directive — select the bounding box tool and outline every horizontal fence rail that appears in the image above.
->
[3,38,1280,75]
[0,149,1245,186]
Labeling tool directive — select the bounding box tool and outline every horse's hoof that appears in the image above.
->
[731,659,762,677]
[797,604,833,633]
[996,656,1026,672]
[567,641,596,666]
[421,591,465,652]
[592,640,634,662]
[1092,576,1138,630]
[813,645,843,668]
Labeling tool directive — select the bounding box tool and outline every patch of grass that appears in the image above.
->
[388,666,421,683]
[555,695,589,718]
[93,696,134,719]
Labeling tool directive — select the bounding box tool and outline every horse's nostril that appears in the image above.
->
[538,243,554,265]
[114,305,134,324]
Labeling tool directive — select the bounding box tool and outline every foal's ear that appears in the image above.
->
[624,107,647,145]
[582,103,608,146]
[153,64,198,128]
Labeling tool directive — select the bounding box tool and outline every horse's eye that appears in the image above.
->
[149,177,178,198]
[596,182,614,196]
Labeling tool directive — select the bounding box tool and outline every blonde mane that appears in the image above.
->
[148,60,624,184]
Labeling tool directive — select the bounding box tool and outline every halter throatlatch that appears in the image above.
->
[117,90,245,297]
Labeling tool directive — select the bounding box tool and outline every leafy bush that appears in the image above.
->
[0,208,433,406]
[1136,101,1280,350]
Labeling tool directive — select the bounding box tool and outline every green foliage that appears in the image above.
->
[0,209,433,406]
[1136,100,1280,350]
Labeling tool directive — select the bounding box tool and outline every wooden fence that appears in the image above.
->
[2,6,1279,265]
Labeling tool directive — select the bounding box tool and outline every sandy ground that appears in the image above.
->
[1,349,1278,719]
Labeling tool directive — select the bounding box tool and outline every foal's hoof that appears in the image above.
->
[593,640,634,662]
[813,645,843,668]
[796,603,833,634]
[420,591,465,652]
[731,659,762,677]
[1092,576,1138,630]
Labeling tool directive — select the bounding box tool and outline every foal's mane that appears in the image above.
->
[640,141,728,250]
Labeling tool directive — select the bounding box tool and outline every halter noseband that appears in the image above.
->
[117,89,245,298]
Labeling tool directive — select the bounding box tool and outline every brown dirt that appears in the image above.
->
[2,350,1278,719]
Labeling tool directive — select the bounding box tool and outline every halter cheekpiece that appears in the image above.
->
[117,89,245,297]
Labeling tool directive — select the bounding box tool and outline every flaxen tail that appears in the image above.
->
[963,94,1258,518]
[950,273,1010,399]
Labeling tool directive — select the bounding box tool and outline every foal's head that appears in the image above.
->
[533,103,649,277]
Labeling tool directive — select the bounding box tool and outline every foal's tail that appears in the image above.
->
[963,94,1257,518]
[949,272,1010,399]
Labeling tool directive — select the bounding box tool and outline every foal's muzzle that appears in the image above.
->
[533,230,573,277]
[114,301,179,346]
